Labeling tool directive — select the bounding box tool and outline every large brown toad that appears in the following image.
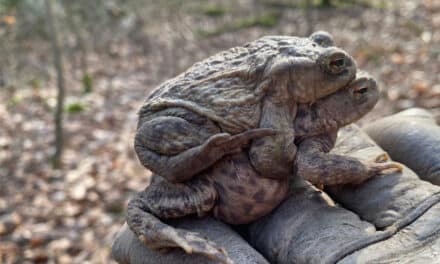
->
[128,32,392,263]
[130,33,357,262]
[135,31,357,183]
[128,68,401,263]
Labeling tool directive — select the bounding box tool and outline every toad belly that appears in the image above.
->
[209,153,289,224]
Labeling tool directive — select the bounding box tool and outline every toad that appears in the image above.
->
[128,65,400,263]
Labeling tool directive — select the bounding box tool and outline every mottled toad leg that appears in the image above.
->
[135,114,275,183]
[126,176,233,264]
[295,132,403,185]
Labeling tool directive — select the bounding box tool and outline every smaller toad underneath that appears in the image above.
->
[127,74,401,264]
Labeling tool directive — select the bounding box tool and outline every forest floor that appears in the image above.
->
[1,0,439,263]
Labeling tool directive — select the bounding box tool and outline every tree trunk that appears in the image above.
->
[64,2,92,93]
[45,0,66,168]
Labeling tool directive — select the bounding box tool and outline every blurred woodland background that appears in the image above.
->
[0,0,439,263]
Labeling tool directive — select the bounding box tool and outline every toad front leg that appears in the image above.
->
[249,98,297,178]
[126,176,233,264]
[295,132,403,186]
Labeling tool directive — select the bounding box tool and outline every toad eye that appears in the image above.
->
[329,58,345,72]
[326,52,348,75]
[354,86,369,95]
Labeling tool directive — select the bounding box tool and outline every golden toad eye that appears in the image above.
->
[354,86,369,95]
[327,52,347,74]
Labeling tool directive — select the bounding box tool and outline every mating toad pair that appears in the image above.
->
[127,32,401,264]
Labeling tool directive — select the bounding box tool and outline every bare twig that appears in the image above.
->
[45,0,66,168]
